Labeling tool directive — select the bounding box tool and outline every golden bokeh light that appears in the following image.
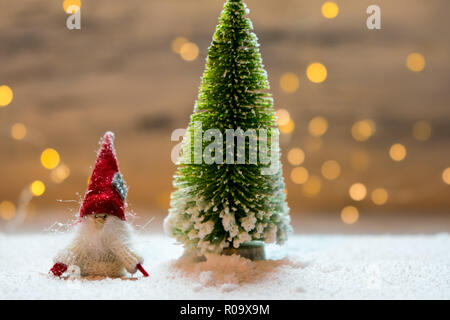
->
[276,109,291,126]
[442,168,450,185]
[287,148,305,166]
[306,62,327,83]
[349,183,367,201]
[279,119,295,135]
[30,180,46,197]
[171,37,188,54]
[321,2,339,19]
[280,72,300,93]
[180,42,199,61]
[290,167,309,184]
[341,206,359,224]
[321,160,341,180]
[41,148,61,170]
[51,164,71,184]
[0,201,16,221]
[350,149,370,172]
[371,188,388,206]
[11,123,27,140]
[302,176,322,197]
[406,53,425,72]
[308,116,328,137]
[351,119,376,142]
[412,121,432,141]
[389,143,407,162]
[0,85,14,107]
[63,0,81,13]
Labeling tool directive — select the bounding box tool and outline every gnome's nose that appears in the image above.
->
[94,213,108,226]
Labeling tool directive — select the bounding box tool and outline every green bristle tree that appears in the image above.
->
[164,0,291,255]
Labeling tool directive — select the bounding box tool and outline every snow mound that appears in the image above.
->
[172,253,304,289]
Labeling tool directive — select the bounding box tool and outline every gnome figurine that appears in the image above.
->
[49,132,149,278]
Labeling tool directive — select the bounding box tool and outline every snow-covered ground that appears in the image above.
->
[0,232,449,299]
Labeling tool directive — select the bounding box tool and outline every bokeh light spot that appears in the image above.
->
[442,168,450,185]
[30,180,46,197]
[280,72,300,93]
[287,148,305,166]
[321,2,339,19]
[321,160,341,180]
[11,123,27,140]
[279,119,295,135]
[290,167,309,184]
[41,148,61,170]
[180,42,199,61]
[341,206,359,224]
[349,183,367,201]
[351,119,376,142]
[308,116,328,137]
[306,63,327,83]
[412,121,432,141]
[406,53,425,72]
[302,176,322,197]
[389,143,407,162]
[63,0,81,13]
[371,188,388,205]
[276,109,291,126]
[171,37,188,54]
[0,85,14,107]
[0,201,16,221]
[51,164,71,184]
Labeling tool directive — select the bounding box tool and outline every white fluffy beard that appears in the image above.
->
[56,214,143,278]
[76,215,131,252]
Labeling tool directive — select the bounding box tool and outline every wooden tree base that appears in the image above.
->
[222,241,266,261]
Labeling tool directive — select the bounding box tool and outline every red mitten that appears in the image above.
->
[49,263,68,277]
[136,263,149,277]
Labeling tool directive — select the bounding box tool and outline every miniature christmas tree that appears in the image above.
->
[164,0,291,256]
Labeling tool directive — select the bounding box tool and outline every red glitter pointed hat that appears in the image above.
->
[80,132,128,221]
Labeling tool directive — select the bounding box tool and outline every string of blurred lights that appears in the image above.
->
[273,2,439,225]
[280,110,445,224]
[280,109,444,224]
[0,84,71,228]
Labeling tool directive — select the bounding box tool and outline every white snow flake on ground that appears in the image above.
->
[0,233,449,299]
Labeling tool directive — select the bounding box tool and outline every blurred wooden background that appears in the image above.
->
[0,0,449,229]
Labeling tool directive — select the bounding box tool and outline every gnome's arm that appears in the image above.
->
[49,240,84,277]
[111,242,148,276]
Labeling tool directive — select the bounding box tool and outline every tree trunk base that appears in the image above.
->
[183,241,266,262]
[222,241,266,261]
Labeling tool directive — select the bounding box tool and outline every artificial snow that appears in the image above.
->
[0,232,449,299]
